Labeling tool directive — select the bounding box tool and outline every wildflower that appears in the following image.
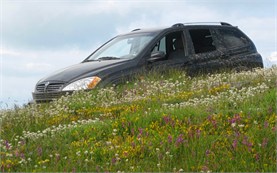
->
[238,124,245,128]
[157,163,161,167]
[166,151,170,155]
[175,134,184,146]
[231,140,238,150]
[262,138,268,148]
[156,148,160,152]
[76,151,81,156]
[205,150,211,156]
[231,123,236,127]
[37,147,43,156]
[168,134,173,143]
[179,168,184,172]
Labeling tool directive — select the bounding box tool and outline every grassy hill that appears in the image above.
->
[1,67,276,172]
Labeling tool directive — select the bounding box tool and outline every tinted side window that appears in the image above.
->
[151,31,184,58]
[189,29,216,54]
[219,29,248,48]
[152,37,166,53]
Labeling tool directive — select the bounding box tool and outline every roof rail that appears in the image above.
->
[172,22,232,27]
[131,28,141,32]
[171,23,185,27]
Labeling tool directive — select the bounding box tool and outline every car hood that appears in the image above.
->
[38,59,130,83]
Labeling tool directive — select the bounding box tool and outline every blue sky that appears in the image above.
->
[1,0,276,108]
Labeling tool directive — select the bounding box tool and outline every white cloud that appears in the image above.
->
[25,63,53,71]
[267,52,277,63]
[1,47,91,107]
[0,48,20,56]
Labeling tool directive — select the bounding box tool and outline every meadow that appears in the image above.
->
[1,67,276,172]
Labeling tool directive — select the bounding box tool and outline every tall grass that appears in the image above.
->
[1,67,276,172]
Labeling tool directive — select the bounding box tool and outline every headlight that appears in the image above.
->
[62,76,101,91]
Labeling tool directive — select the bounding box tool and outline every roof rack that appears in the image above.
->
[172,22,232,27]
[131,28,141,32]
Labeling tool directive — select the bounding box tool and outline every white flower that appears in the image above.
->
[231,123,236,127]
[157,163,161,167]
[238,124,245,128]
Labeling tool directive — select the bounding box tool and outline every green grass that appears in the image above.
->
[1,67,276,172]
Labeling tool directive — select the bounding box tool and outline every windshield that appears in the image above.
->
[86,33,155,61]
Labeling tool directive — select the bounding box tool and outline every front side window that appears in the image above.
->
[151,31,185,59]
[87,33,155,61]
[189,29,216,54]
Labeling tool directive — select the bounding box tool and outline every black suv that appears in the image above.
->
[32,22,263,102]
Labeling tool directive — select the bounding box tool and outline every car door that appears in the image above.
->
[185,28,224,74]
[147,30,189,71]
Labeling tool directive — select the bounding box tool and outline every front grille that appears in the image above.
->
[36,84,45,92]
[47,83,64,92]
[32,91,73,102]
[36,83,64,93]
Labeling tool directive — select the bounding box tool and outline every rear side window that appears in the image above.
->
[218,29,248,48]
[189,29,216,54]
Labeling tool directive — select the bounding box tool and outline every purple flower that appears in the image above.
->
[196,129,201,138]
[205,149,211,156]
[163,116,171,124]
[37,147,43,156]
[232,139,238,149]
[168,134,173,143]
[4,140,10,150]
[262,138,268,148]
[264,121,269,128]
[111,157,117,165]
[175,134,184,146]
[138,128,144,135]
[229,114,241,124]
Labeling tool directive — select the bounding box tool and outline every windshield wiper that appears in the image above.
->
[97,56,121,60]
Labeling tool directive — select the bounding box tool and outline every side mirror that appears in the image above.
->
[148,51,166,63]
